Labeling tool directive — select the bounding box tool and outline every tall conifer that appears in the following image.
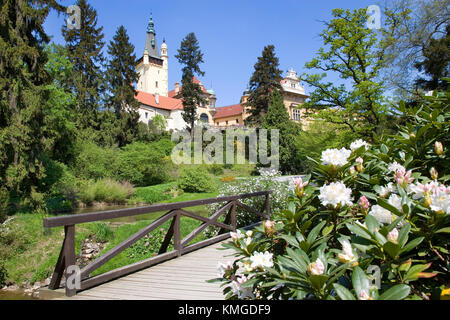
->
[245,45,283,127]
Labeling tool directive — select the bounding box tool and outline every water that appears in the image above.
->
[0,290,37,300]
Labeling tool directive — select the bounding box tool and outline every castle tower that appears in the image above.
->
[136,14,168,96]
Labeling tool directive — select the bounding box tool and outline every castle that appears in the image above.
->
[135,15,310,131]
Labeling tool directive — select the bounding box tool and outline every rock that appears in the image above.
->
[44,278,51,286]
[84,254,93,259]
[32,282,41,290]
[32,291,40,299]
[84,248,94,254]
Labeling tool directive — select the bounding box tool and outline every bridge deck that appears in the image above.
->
[58,241,234,300]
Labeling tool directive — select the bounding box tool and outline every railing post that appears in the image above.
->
[174,212,181,257]
[231,201,237,231]
[64,225,76,297]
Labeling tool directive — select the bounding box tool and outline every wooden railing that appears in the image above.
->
[43,190,272,297]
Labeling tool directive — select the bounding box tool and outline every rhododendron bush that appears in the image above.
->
[210,90,449,300]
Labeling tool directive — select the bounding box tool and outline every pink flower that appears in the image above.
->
[394,168,414,187]
[359,196,370,214]
[293,177,308,197]
[356,157,364,164]
[145,242,149,247]
[387,228,399,244]
[263,220,276,236]
[359,290,372,300]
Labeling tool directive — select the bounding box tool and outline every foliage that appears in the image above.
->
[262,89,303,174]
[88,222,114,243]
[129,183,178,205]
[73,141,120,181]
[212,90,449,300]
[62,0,105,128]
[104,25,140,147]
[78,179,134,205]
[117,141,173,187]
[301,8,387,139]
[0,260,7,287]
[0,0,63,205]
[208,164,225,175]
[127,228,170,261]
[244,45,283,126]
[177,167,217,193]
[205,169,290,238]
[175,33,206,138]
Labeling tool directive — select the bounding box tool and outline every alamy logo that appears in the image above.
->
[366,5,381,30]
[66,5,81,30]
[171,128,280,171]
[66,265,81,290]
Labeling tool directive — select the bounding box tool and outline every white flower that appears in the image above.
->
[250,251,274,269]
[231,275,254,299]
[307,258,325,275]
[430,189,450,214]
[387,161,405,173]
[321,148,352,167]
[319,181,353,208]
[230,230,245,241]
[368,205,394,225]
[350,139,370,151]
[217,261,233,278]
[388,194,403,212]
[338,240,357,264]
[244,237,252,246]
[378,182,396,198]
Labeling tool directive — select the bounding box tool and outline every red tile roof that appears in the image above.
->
[136,91,183,111]
[214,104,243,119]
[168,76,207,98]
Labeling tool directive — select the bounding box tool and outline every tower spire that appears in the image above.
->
[147,12,155,34]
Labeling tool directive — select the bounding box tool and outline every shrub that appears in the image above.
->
[78,179,134,205]
[208,164,225,175]
[177,167,217,193]
[0,260,7,286]
[0,187,8,223]
[211,90,449,300]
[118,142,172,187]
[126,228,170,260]
[73,141,120,181]
[130,183,177,204]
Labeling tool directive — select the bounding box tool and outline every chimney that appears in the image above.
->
[175,82,180,94]
[154,93,159,105]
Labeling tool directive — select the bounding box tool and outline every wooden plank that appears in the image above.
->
[64,225,76,297]
[182,233,230,255]
[79,250,178,291]
[44,191,271,228]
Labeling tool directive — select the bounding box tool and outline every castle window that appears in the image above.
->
[226,121,228,125]
[145,112,148,119]
[155,81,158,88]
[236,119,239,124]
[292,108,302,121]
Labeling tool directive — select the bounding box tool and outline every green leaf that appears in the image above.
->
[400,237,424,254]
[307,220,326,244]
[377,198,403,218]
[436,227,450,234]
[351,266,369,296]
[333,283,356,300]
[309,274,329,290]
[365,215,380,234]
[378,284,411,300]
[383,241,401,259]
[398,224,410,248]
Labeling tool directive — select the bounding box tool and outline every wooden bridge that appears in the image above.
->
[42,191,272,300]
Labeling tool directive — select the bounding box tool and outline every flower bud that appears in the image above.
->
[430,167,439,180]
[387,228,399,244]
[359,196,370,215]
[434,141,443,156]
[263,220,276,236]
[356,157,364,173]
[307,258,325,276]
[359,290,373,300]
[293,177,308,197]
[349,166,356,174]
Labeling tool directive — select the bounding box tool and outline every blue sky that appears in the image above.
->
[44,0,378,107]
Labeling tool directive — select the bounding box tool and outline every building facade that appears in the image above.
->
[213,69,310,129]
[135,15,216,131]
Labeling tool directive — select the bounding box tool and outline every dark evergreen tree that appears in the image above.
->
[104,25,140,147]
[62,0,105,129]
[0,0,64,209]
[415,24,450,91]
[245,45,283,127]
[262,89,301,174]
[175,32,206,139]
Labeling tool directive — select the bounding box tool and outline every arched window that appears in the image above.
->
[199,113,209,122]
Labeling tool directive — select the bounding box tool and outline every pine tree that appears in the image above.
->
[175,33,206,139]
[245,45,283,127]
[62,0,105,129]
[105,25,140,147]
[262,89,301,174]
[0,0,64,205]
